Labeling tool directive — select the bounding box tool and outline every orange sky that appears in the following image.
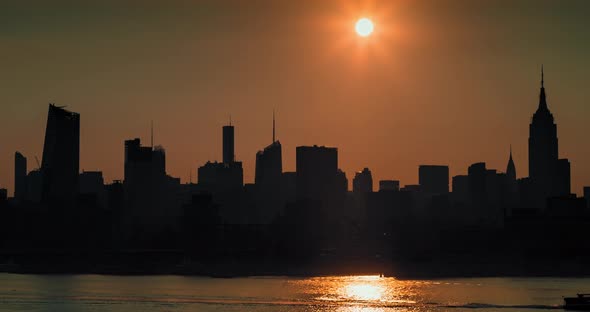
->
[1,0,590,195]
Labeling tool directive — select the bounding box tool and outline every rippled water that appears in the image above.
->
[0,274,587,311]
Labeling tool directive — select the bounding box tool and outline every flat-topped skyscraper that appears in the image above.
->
[41,104,80,208]
[296,145,339,200]
[199,121,243,194]
[223,123,235,164]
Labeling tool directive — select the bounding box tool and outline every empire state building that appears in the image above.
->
[528,67,570,201]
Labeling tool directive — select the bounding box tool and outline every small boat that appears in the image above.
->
[564,294,590,310]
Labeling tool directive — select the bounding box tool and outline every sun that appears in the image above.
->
[355,18,374,37]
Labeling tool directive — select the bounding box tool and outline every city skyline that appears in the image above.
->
[2,0,590,286]
[0,69,585,196]
[2,1,590,195]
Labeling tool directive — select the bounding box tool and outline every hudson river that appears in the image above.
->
[0,274,587,311]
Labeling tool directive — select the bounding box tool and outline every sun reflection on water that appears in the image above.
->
[344,283,383,301]
[307,275,417,308]
[342,276,384,302]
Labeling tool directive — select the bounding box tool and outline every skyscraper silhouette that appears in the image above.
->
[198,122,243,194]
[223,123,235,164]
[41,104,80,208]
[124,138,166,218]
[14,152,27,201]
[468,162,487,208]
[296,146,339,200]
[528,67,570,201]
[254,113,283,223]
[255,114,282,187]
[353,168,373,194]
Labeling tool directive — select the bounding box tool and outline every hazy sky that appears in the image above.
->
[1,0,590,195]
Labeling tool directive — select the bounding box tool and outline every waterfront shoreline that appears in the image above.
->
[2,260,589,280]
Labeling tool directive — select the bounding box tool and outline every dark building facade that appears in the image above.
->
[379,180,399,191]
[255,138,283,223]
[198,161,244,194]
[223,125,235,164]
[198,123,244,194]
[79,171,106,210]
[255,141,282,187]
[0,189,7,202]
[419,165,449,195]
[79,171,105,194]
[452,175,469,205]
[124,139,167,220]
[296,145,339,201]
[14,152,27,201]
[197,123,245,223]
[40,104,80,208]
[281,172,297,204]
[468,162,487,208]
[26,170,43,203]
[379,180,400,192]
[353,168,373,194]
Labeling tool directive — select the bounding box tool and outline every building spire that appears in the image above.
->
[506,144,516,181]
[541,64,545,88]
[538,65,549,112]
[272,110,276,143]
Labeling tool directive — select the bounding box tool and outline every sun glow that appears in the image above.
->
[345,283,383,301]
[355,18,374,37]
[307,276,419,306]
[341,275,385,302]
[317,1,401,67]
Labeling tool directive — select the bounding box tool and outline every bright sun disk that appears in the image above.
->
[355,18,374,37]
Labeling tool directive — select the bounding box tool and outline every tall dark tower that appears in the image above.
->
[14,152,27,201]
[222,122,235,164]
[41,104,80,208]
[529,67,558,182]
[255,113,282,186]
[528,67,567,199]
[254,113,283,223]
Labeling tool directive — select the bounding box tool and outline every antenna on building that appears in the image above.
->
[151,120,154,149]
[273,110,276,143]
[541,64,545,88]
[229,114,232,126]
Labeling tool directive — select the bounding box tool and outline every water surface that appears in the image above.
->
[0,274,586,311]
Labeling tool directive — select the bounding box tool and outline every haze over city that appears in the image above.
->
[3,2,590,311]
[2,0,590,195]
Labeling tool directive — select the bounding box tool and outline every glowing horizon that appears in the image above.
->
[1,1,590,196]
